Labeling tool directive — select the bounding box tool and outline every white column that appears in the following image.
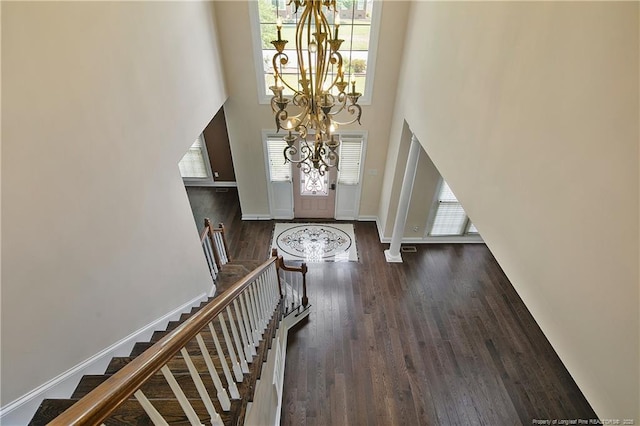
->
[385,135,421,263]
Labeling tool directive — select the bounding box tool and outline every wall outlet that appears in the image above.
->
[412,226,419,233]
[214,171,219,178]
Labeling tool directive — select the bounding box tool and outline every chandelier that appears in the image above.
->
[270,0,362,176]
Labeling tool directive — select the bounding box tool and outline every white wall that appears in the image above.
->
[381,1,639,419]
[1,0,226,409]
[213,1,410,219]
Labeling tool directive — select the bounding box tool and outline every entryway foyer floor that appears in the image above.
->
[186,187,597,426]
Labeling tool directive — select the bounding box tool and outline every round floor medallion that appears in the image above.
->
[276,225,353,261]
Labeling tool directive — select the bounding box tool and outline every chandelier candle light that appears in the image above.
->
[270,0,362,176]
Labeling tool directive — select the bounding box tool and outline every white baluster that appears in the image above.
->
[252,279,266,331]
[203,238,218,277]
[160,365,202,426]
[295,269,301,308]
[285,270,291,312]
[220,232,229,263]
[254,276,266,329]
[259,275,270,327]
[246,286,262,342]
[262,271,273,317]
[266,267,275,315]
[242,290,259,346]
[292,270,298,309]
[269,265,278,307]
[218,313,243,382]
[195,333,231,411]
[233,299,254,361]
[134,390,169,426]
[238,294,258,353]
[180,348,224,426]
[226,306,250,373]
[214,232,227,264]
[207,322,240,399]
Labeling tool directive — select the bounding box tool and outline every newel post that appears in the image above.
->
[301,262,308,307]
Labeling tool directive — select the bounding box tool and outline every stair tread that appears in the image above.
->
[214,261,264,295]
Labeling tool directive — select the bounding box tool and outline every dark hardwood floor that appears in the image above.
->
[185,187,597,426]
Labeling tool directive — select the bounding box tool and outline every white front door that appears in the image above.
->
[293,165,336,219]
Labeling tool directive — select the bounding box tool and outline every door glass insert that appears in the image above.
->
[300,167,328,196]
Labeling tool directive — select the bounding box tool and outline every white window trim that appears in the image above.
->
[248,0,382,106]
[181,134,215,186]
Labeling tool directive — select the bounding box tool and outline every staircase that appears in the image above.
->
[28,220,309,426]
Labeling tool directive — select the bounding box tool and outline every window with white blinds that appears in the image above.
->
[266,138,292,182]
[179,135,210,179]
[337,137,363,185]
[429,181,478,236]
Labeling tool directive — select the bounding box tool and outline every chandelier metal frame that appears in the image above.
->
[269,0,362,176]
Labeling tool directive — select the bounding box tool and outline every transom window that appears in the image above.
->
[250,0,380,104]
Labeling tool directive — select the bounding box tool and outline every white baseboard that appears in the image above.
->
[0,293,208,425]
[272,214,294,220]
[183,181,238,188]
[357,215,377,221]
[377,235,484,244]
[372,216,483,244]
[242,214,272,221]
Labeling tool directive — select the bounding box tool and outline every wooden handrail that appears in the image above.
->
[49,256,278,426]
